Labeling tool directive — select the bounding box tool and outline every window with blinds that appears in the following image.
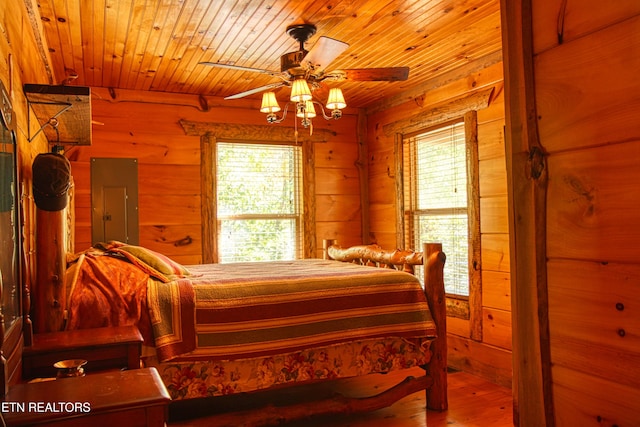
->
[403,121,469,297]
[216,142,303,263]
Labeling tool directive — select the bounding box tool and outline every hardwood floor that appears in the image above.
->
[170,368,514,426]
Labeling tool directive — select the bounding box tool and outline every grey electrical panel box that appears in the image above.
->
[91,158,139,245]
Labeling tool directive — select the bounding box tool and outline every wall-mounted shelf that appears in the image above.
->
[24,84,92,146]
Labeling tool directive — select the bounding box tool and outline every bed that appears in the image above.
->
[37,239,447,423]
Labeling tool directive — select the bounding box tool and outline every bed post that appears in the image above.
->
[423,242,448,411]
[322,239,336,260]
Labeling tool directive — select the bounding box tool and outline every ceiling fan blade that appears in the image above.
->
[328,67,410,82]
[224,82,287,100]
[199,62,280,76]
[303,36,349,75]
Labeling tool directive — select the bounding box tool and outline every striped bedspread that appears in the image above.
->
[148,259,436,363]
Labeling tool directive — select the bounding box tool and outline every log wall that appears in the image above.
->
[67,88,363,264]
[1,0,51,289]
[366,61,512,387]
[6,0,640,423]
[1,0,54,381]
[531,1,640,425]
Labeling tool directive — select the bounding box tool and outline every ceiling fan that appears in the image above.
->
[199,23,410,100]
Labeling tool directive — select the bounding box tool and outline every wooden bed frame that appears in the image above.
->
[5,239,447,425]
[322,240,448,413]
[168,240,447,426]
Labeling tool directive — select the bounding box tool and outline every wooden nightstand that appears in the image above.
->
[22,326,143,379]
[2,367,170,426]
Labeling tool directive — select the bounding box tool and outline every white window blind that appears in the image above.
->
[216,142,303,263]
[403,122,469,296]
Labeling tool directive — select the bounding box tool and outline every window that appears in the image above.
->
[216,142,303,263]
[403,120,473,298]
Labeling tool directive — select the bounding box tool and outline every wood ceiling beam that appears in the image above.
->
[365,50,503,116]
[22,0,55,84]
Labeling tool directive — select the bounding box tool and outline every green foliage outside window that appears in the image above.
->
[216,143,302,263]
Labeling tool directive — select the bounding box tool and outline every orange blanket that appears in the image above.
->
[65,243,199,359]
[65,251,155,345]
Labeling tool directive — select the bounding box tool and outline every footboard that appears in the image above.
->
[323,239,448,411]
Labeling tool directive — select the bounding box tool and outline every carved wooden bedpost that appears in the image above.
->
[322,239,336,259]
[32,153,71,333]
[423,242,447,411]
[34,208,66,332]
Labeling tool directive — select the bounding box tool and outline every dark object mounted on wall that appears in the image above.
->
[23,84,92,146]
[32,152,71,211]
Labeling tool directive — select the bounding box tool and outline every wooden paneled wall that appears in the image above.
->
[530,1,640,425]
[1,0,51,283]
[1,0,55,384]
[365,61,512,387]
[67,89,363,264]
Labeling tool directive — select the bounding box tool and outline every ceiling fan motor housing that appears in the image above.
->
[282,23,317,74]
[281,50,308,73]
[286,23,317,44]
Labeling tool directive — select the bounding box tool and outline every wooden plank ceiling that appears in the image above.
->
[35,0,502,109]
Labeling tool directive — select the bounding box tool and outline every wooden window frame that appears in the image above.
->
[391,88,492,342]
[214,141,304,263]
[397,112,480,328]
[178,120,324,263]
[402,118,475,300]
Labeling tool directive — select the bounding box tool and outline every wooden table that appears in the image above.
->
[2,368,170,426]
[22,326,143,379]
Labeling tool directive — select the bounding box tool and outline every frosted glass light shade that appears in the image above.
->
[290,79,312,102]
[326,88,346,110]
[260,92,281,113]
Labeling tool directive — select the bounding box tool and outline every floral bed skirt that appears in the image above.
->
[143,337,432,400]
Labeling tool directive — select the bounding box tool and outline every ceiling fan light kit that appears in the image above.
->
[200,22,409,134]
[260,85,345,126]
[326,88,347,110]
[290,78,313,102]
[259,92,281,114]
[297,101,316,119]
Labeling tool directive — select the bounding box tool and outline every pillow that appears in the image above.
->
[105,241,191,279]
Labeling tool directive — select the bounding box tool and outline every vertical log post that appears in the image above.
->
[32,152,71,333]
[322,239,337,260]
[302,140,316,258]
[34,208,66,333]
[424,242,448,411]
[501,1,553,425]
[200,134,216,264]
